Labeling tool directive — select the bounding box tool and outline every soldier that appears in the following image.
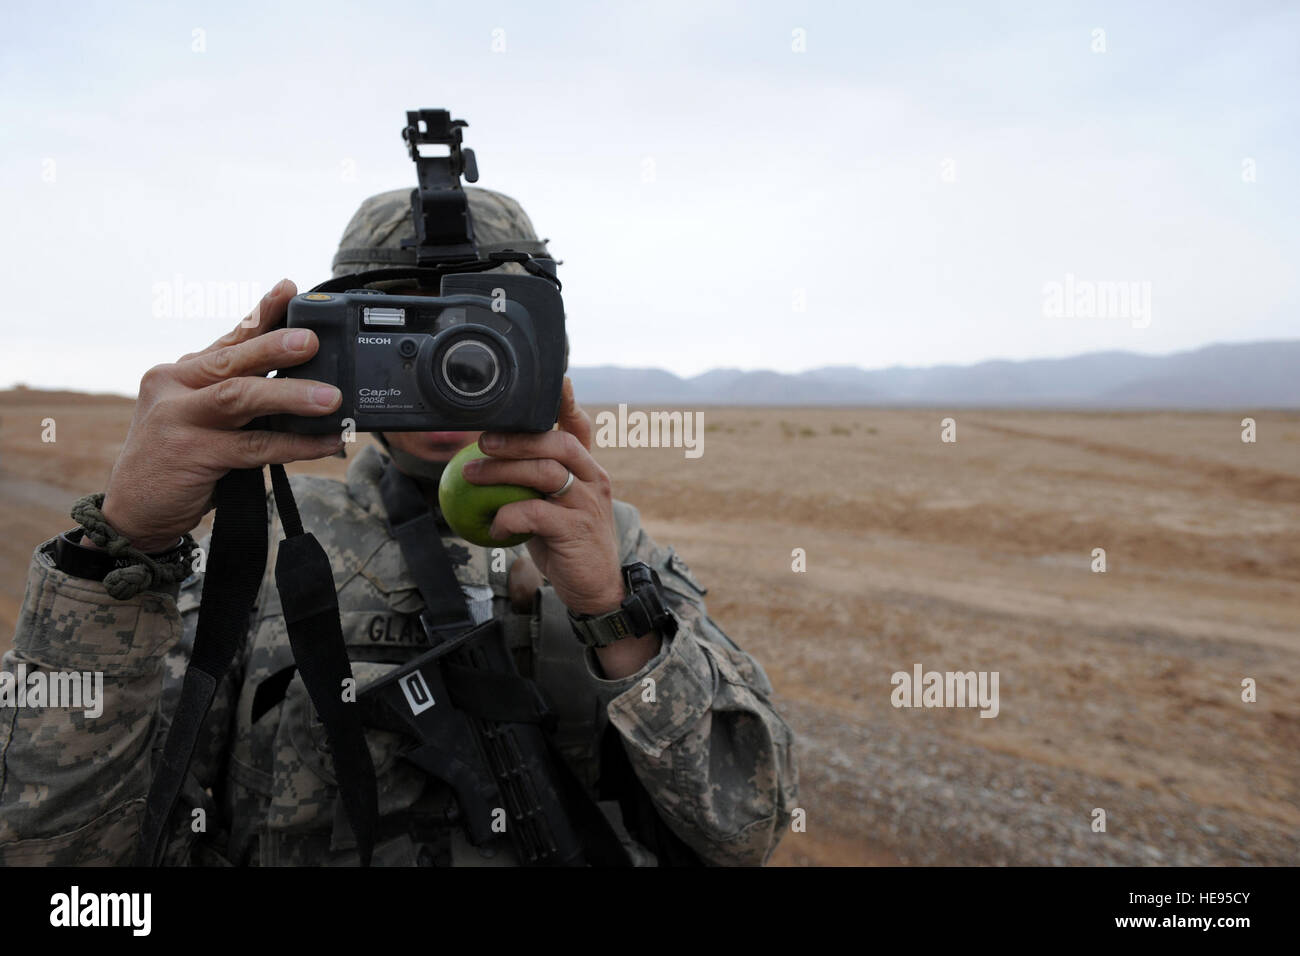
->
[0,186,798,866]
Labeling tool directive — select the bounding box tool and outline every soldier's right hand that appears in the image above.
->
[95,279,343,553]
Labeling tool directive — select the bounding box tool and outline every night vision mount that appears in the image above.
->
[401,108,480,265]
[328,107,558,287]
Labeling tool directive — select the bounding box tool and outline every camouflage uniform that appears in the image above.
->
[0,187,798,866]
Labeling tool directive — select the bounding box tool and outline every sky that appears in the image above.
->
[2,0,1297,394]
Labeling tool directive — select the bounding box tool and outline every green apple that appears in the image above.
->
[438,443,540,547]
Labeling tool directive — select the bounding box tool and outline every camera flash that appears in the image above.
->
[363,307,406,328]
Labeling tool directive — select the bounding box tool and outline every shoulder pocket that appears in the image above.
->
[657,547,708,598]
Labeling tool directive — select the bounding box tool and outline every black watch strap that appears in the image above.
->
[568,562,678,648]
[50,529,189,582]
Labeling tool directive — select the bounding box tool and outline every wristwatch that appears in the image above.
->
[568,562,678,648]
[48,529,189,582]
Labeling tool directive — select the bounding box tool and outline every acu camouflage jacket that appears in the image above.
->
[0,445,797,866]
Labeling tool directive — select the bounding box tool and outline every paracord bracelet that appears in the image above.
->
[70,493,198,600]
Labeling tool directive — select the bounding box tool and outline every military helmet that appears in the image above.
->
[332,186,550,279]
[331,184,567,392]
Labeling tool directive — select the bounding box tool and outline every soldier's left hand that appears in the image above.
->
[465,377,626,616]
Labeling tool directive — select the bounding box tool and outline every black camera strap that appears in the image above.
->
[265,465,379,861]
[138,465,378,866]
[377,462,475,637]
[137,468,266,866]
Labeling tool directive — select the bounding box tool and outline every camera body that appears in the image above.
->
[269,270,565,435]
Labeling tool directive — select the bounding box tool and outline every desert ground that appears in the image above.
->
[2,387,1297,865]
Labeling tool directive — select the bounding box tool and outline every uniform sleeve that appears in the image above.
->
[0,535,239,865]
[592,501,799,866]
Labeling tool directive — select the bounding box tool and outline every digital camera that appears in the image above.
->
[269,268,566,435]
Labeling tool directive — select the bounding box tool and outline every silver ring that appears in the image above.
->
[546,469,576,499]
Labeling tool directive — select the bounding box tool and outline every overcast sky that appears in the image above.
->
[2,0,1296,394]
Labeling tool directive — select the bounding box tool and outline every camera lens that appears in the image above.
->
[440,338,500,399]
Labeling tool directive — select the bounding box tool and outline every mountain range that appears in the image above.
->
[568,340,1299,408]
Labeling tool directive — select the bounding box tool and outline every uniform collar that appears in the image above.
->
[345,443,391,521]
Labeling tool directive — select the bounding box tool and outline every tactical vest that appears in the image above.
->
[171,467,645,866]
